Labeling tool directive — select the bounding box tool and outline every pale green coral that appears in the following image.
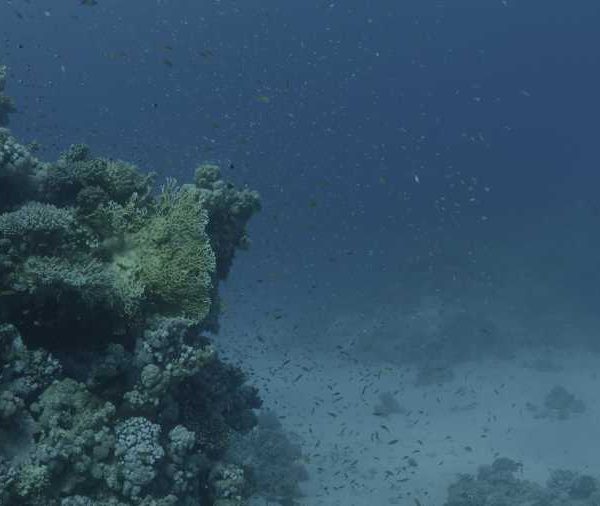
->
[114,181,216,321]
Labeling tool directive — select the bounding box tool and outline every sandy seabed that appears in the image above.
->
[219,311,600,506]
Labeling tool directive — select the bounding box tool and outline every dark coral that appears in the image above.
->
[194,163,261,281]
[0,66,16,127]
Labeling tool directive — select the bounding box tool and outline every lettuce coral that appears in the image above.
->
[113,180,216,321]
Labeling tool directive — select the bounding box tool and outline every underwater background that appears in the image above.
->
[1,0,600,505]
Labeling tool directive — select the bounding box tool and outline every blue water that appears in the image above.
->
[3,1,599,289]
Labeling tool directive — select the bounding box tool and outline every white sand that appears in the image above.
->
[218,303,600,506]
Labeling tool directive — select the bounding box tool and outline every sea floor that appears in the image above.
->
[218,307,600,506]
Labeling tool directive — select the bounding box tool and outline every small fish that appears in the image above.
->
[388,439,399,445]
[80,0,98,5]
[256,95,271,104]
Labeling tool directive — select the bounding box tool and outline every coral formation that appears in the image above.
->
[0,65,15,127]
[226,410,308,505]
[0,69,267,505]
[527,385,586,420]
[372,391,406,417]
[194,163,260,281]
[444,458,600,506]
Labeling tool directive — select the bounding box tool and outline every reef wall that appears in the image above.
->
[0,67,266,506]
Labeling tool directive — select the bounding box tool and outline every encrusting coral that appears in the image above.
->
[0,68,269,505]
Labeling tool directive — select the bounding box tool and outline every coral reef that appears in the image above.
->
[372,391,406,417]
[444,458,600,506]
[0,65,15,127]
[327,295,512,372]
[194,163,260,281]
[226,410,308,505]
[527,385,586,420]
[194,164,261,332]
[0,69,266,505]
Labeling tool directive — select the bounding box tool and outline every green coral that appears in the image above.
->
[113,180,216,321]
[0,154,218,348]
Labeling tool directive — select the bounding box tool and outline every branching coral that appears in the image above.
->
[42,145,154,209]
[114,181,216,321]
